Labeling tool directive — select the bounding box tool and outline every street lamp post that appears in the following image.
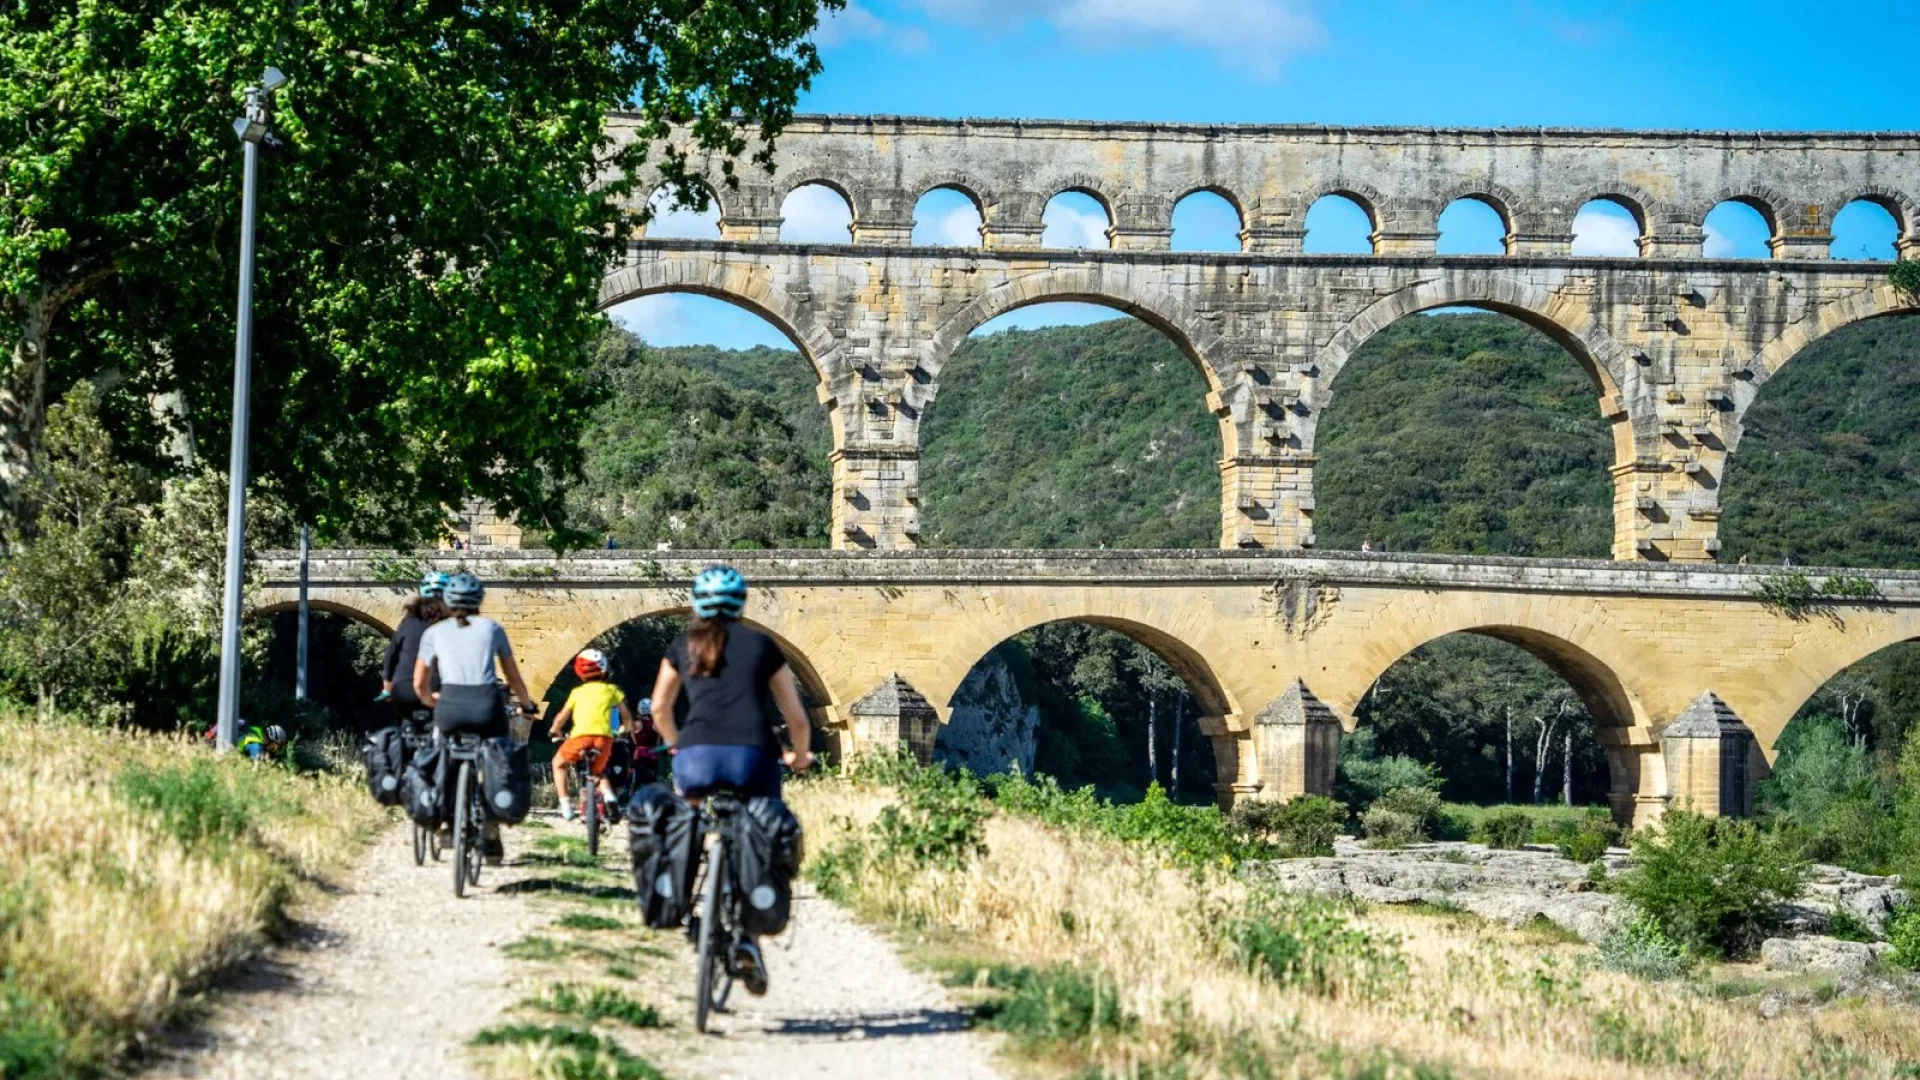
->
[215,67,288,752]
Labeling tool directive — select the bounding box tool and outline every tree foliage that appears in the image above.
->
[2,0,836,541]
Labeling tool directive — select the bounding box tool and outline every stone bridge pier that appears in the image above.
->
[260,549,1920,828]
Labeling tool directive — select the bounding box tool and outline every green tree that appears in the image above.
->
[0,383,140,711]
[2,0,836,540]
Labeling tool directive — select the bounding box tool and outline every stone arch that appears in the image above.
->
[909,174,999,214]
[537,605,841,721]
[1307,272,1648,461]
[597,252,844,384]
[776,176,863,221]
[1739,607,1920,763]
[1563,185,1658,234]
[918,266,1232,393]
[253,598,396,638]
[1694,187,1789,241]
[1828,186,1919,255]
[1042,174,1118,218]
[1296,179,1386,228]
[1432,181,1526,235]
[633,179,727,238]
[1174,184,1248,225]
[1739,283,1920,421]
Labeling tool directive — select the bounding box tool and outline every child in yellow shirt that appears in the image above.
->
[550,649,633,822]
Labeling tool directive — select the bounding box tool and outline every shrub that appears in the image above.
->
[1222,892,1404,1000]
[1824,909,1875,943]
[1339,753,1439,808]
[1476,809,1534,850]
[971,965,1133,1049]
[1611,811,1808,958]
[1596,915,1693,980]
[1361,807,1421,849]
[1375,787,1443,838]
[1561,830,1610,864]
[1885,905,1920,969]
[1229,796,1347,858]
[522,984,660,1028]
[113,758,295,852]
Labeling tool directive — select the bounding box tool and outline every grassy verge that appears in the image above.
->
[793,767,1920,1080]
[0,708,386,1077]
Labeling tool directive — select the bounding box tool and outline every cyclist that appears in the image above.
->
[378,571,449,724]
[649,565,812,995]
[549,647,629,823]
[414,571,538,865]
[238,723,288,762]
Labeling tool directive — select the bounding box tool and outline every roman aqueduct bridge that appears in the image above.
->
[262,549,1920,827]
[601,113,1920,560]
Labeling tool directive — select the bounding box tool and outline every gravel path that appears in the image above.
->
[147,815,1007,1080]
[148,819,548,1080]
[663,889,1006,1080]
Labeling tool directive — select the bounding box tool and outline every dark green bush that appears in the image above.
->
[1611,811,1808,958]
[1361,807,1421,849]
[1560,830,1610,864]
[971,965,1133,1048]
[1223,893,1404,1000]
[1375,787,1443,839]
[1595,915,1693,980]
[1228,796,1347,858]
[1476,809,1534,850]
[1338,753,1439,809]
[1824,909,1875,943]
[989,771,1253,867]
[1885,905,1920,969]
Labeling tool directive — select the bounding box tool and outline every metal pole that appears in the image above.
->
[295,525,310,701]
[215,87,267,751]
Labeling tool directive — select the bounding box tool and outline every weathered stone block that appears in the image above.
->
[1660,690,1759,818]
[847,674,939,765]
[1251,680,1341,800]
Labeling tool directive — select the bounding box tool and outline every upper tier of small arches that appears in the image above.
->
[620,115,1920,261]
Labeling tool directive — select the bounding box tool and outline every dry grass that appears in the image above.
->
[792,777,1920,1080]
[0,708,385,1075]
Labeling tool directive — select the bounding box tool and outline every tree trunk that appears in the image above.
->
[1563,727,1574,805]
[1146,693,1158,788]
[3,294,52,524]
[1504,707,1513,804]
[1171,697,1182,797]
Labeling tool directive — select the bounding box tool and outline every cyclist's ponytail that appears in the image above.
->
[686,617,729,678]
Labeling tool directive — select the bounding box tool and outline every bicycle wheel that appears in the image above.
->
[467,782,486,887]
[412,822,427,866]
[430,826,443,861]
[584,777,600,859]
[693,835,726,1033]
[453,761,473,898]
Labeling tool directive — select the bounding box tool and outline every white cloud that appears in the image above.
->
[610,294,692,343]
[908,0,1324,77]
[779,184,855,243]
[643,187,720,239]
[1570,204,1641,256]
[914,202,984,247]
[1042,197,1110,249]
[813,1,930,52]
[1702,221,1735,259]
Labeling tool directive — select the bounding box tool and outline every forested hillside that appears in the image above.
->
[566,309,1920,802]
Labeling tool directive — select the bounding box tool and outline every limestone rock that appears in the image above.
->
[935,650,1038,776]
[1759,936,1887,976]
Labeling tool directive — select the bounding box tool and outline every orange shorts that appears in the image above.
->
[555,735,615,775]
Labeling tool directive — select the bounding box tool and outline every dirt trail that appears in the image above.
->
[149,820,548,1080]
[149,814,1008,1080]
[664,888,1006,1080]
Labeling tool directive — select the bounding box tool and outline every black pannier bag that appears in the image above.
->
[733,796,804,937]
[401,742,450,827]
[361,727,407,806]
[479,737,532,824]
[627,784,700,929]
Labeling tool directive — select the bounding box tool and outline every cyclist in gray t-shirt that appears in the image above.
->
[413,572,538,735]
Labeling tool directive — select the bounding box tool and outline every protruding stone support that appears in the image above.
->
[1250,681,1341,801]
[1371,229,1439,255]
[1612,459,1721,563]
[846,675,939,764]
[1660,691,1760,818]
[1220,454,1314,549]
[832,446,920,550]
[1109,226,1174,251]
[850,218,916,245]
[1508,232,1574,256]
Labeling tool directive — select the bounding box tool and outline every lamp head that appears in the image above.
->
[261,66,289,93]
[233,116,268,143]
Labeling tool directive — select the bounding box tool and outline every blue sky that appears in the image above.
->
[613,0,1912,350]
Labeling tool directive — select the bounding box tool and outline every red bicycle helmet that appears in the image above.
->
[572,648,608,680]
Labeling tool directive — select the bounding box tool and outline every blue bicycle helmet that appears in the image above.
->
[443,571,485,610]
[419,570,451,599]
[690,565,747,619]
